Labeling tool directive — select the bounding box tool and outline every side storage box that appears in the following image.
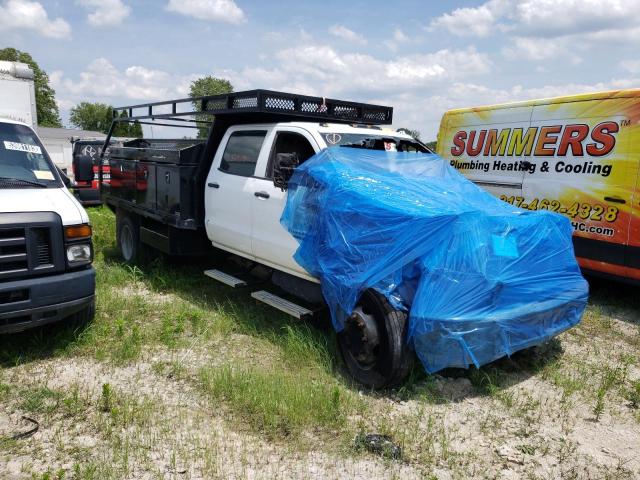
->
[108,140,204,228]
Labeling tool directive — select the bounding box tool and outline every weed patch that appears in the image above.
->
[198,363,358,439]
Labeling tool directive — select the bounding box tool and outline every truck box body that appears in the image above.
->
[108,139,204,227]
[436,89,640,283]
[0,61,37,127]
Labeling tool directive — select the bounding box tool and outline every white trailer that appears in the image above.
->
[0,60,37,127]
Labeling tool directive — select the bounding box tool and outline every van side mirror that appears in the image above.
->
[273,152,300,191]
[74,154,95,183]
[56,166,72,188]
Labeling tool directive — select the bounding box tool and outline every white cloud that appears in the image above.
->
[165,0,245,24]
[429,1,502,37]
[432,0,640,40]
[392,28,409,43]
[328,25,367,45]
[78,0,130,27]
[0,0,71,38]
[432,0,640,63]
[269,45,491,93]
[513,0,637,38]
[384,28,410,51]
[51,58,198,108]
[502,37,582,64]
[50,43,637,142]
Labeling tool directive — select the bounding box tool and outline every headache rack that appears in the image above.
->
[109,89,393,127]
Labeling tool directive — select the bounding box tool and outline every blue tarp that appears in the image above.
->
[281,148,588,373]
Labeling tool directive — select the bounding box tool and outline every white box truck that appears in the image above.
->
[0,61,37,127]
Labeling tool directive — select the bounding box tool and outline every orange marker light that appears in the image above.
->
[65,224,92,239]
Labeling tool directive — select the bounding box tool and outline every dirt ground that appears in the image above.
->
[0,210,639,480]
[1,306,638,479]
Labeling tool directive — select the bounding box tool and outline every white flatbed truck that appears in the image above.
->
[101,90,430,388]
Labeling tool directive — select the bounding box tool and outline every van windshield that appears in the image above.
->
[0,122,60,188]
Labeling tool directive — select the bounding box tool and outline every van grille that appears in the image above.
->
[33,227,53,266]
[0,213,60,282]
[0,228,28,275]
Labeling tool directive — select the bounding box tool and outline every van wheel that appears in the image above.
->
[116,213,140,264]
[337,289,414,389]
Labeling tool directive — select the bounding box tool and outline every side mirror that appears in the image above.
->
[273,152,300,191]
[56,166,72,188]
[74,154,95,183]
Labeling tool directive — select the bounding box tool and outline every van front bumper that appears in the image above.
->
[0,268,95,334]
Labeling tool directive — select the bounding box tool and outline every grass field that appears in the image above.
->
[0,206,639,479]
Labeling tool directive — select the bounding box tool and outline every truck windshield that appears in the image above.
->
[0,122,60,188]
[321,133,430,153]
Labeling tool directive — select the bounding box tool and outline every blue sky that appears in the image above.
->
[1,0,639,140]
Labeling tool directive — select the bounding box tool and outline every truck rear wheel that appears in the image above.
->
[116,212,140,264]
[337,289,414,389]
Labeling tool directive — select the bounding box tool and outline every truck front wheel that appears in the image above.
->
[337,289,414,389]
[116,213,140,264]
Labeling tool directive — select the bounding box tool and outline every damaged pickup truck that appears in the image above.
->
[98,90,588,388]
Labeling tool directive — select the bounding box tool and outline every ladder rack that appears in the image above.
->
[111,89,393,126]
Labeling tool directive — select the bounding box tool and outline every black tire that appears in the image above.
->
[116,212,140,264]
[337,289,414,389]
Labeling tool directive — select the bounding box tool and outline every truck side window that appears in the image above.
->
[220,130,266,177]
[267,132,316,178]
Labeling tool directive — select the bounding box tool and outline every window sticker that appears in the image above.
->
[33,170,54,180]
[384,141,397,152]
[3,141,42,154]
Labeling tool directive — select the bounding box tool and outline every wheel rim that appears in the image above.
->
[121,224,134,260]
[343,303,381,369]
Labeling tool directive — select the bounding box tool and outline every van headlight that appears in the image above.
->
[67,243,92,263]
[64,223,93,267]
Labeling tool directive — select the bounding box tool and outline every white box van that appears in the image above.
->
[436,89,640,283]
[0,118,95,332]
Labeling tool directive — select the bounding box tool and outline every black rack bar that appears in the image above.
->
[111,89,393,126]
[159,117,213,125]
[136,121,201,129]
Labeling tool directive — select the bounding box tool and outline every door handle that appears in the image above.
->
[254,191,270,199]
[207,182,219,188]
[604,196,626,204]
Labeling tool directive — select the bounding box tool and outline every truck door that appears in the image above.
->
[523,100,633,275]
[204,129,269,258]
[441,106,532,200]
[250,127,319,280]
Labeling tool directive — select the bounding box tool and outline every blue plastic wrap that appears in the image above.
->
[281,148,588,373]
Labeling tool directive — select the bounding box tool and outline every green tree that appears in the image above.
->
[0,47,62,127]
[189,76,233,138]
[396,127,421,141]
[112,111,143,138]
[69,103,142,138]
[69,102,113,133]
[425,140,437,152]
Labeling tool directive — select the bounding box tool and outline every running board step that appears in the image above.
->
[204,269,247,288]
[251,290,313,320]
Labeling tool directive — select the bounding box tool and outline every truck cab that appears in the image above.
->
[204,122,426,282]
[0,119,95,333]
